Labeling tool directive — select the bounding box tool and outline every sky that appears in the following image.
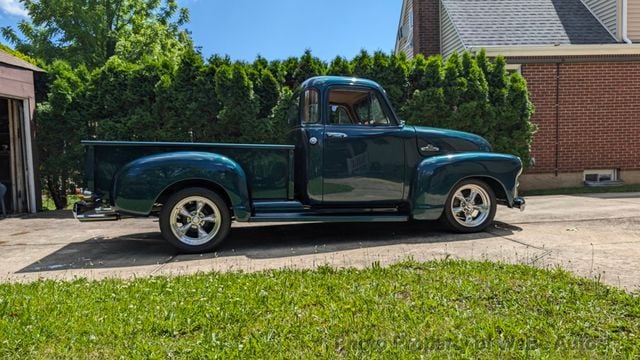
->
[0,0,401,62]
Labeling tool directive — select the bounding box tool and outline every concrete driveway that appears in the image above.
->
[1,193,639,291]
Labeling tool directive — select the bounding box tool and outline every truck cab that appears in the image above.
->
[74,76,525,253]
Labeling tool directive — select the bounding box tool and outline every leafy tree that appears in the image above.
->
[1,0,190,68]
[37,61,89,209]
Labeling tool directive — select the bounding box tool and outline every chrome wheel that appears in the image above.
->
[169,196,222,246]
[450,184,491,228]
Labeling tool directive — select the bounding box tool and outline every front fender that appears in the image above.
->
[112,151,250,220]
[411,152,522,220]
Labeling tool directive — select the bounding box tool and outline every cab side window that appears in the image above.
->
[302,89,320,124]
[328,88,394,126]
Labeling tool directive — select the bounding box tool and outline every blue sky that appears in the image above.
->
[0,0,401,61]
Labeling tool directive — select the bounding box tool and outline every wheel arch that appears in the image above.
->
[155,179,234,216]
[411,152,521,220]
[112,151,251,221]
[451,175,507,205]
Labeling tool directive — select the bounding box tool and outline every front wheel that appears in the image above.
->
[440,179,496,233]
[159,187,231,253]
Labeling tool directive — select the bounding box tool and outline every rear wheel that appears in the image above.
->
[159,187,231,253]
[440,179,496,233]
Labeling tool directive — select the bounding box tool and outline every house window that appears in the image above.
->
[583,169,619,184]
[506,64,522,74]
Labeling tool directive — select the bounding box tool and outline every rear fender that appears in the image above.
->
[112,151,250,220]
[411,152,522,220]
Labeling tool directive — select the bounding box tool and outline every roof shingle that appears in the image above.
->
[441,0,618,47]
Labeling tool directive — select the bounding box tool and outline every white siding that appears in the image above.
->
[395,0,415,58]
[440,1,465,57]
[582,0,618,37]
[629,0,640,41]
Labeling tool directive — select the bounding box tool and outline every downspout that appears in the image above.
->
[555,63,560,177]
[623,0,633,44]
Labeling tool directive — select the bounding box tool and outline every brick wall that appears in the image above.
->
[522,62,640,174]
[413,0,440,56]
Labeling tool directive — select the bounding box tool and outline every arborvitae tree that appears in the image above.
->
[408,54,429,95]
[403,51,536,167]
[327,56,352,76]
[252,55,269,72]
[454,52,489,134]
[207,54,232,69]
[156,49,220,142]
[442,53,466,111]
[254,69,280,119]
[486,56,509,106]
[281,57,299,88]
[400,55,448,127]
[492,73,536,166]
[269,87,294,144]
[215,64,263,143]
[292,49,326,88]
[267,59,286,84]
[371,51,409,108]
[351,49,373,79]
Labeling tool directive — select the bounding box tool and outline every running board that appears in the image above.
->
[249,213,409,223]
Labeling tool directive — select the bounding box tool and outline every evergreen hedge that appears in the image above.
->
[37,49,535,208]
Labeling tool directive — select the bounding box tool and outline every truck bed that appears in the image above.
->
[83,141,295,202]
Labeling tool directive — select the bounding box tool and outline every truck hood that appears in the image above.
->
[411,125,492,156]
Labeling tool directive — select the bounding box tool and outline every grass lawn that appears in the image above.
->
[521,183,640,197]
[41,194,80,211]
[0,261,638,358]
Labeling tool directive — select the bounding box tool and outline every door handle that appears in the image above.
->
[326,132,348,138]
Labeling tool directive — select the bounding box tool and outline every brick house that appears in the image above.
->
[396,0,640,189]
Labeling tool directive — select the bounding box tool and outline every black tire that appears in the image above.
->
[439,179,496,233]
[159,187,231,253]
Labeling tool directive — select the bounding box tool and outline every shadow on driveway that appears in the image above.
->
[18,221,521,273]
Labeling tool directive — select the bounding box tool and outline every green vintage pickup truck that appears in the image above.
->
[74,76,525,252]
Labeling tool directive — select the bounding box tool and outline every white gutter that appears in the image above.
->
[469,44,640,57]
[623,0,633,44]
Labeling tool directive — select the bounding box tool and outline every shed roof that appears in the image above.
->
[0,49,45,72]
[441,0,618,47]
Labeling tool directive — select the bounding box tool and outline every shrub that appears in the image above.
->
[402,50,536,166]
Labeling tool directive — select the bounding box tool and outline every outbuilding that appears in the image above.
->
[0,49,43,214]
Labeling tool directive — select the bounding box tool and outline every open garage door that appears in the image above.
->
[0,98,35,214]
